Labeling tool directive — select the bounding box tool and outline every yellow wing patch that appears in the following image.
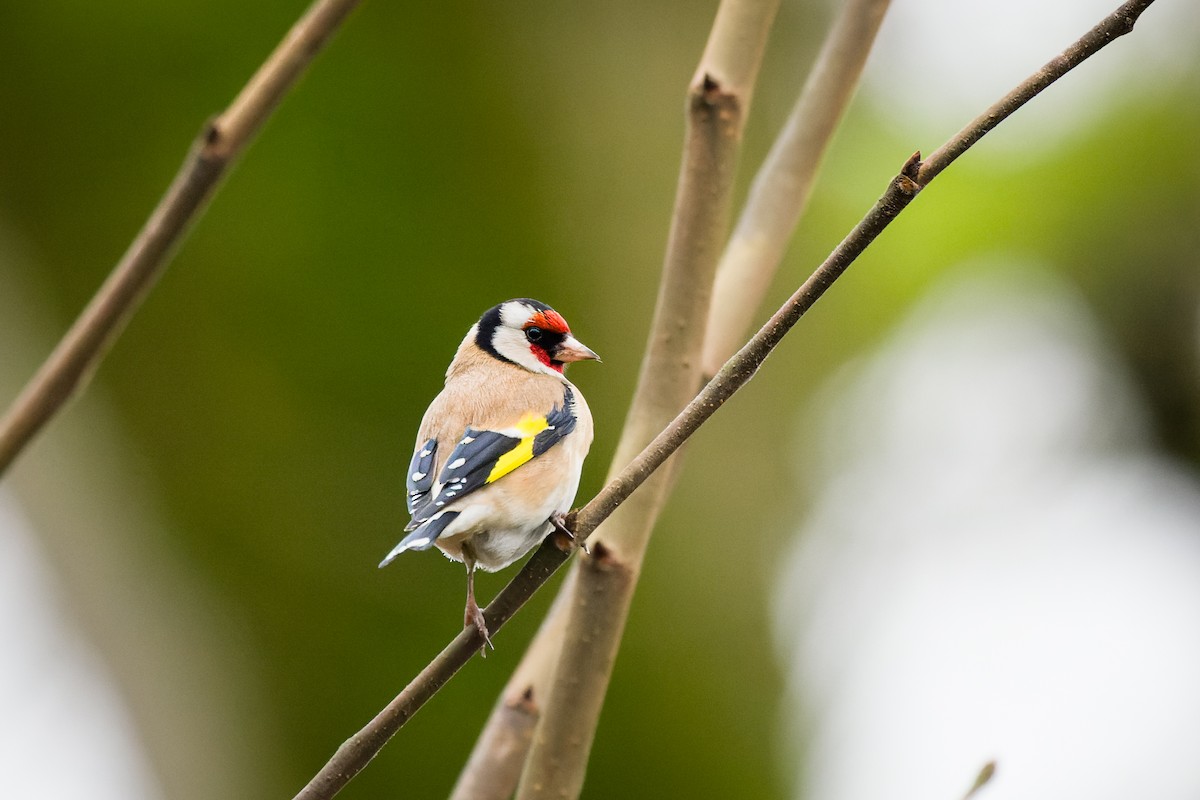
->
[485,412,550,484]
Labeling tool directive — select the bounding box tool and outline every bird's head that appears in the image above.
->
[473,298,600,378]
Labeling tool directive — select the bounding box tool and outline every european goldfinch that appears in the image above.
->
[380,298,598,647]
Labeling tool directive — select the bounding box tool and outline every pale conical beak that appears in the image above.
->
[555,334,601,363]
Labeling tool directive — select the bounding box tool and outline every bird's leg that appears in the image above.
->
[461,542,494,653]
[550,511,590,555]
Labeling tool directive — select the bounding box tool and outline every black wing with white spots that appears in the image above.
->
[406,438,438,515]
[408,428,519,526]
[407,387,579,528]
[532,392,576,456]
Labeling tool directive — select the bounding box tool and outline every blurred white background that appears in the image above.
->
[776,264,1200,799]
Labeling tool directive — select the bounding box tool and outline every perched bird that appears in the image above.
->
[380,298,598,648]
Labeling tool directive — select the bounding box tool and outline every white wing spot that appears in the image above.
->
[448,457,466,470]
[419,449,432,458]
[461,436,475,444]
[407,537,429,548]
[411,471,426,481]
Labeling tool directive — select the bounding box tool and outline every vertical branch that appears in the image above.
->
[448,691,538,800]
[702,0,891,376]
[513,545,635,800]
[513,1,780,797]
[596,0,779,563]
[0,0,362,477]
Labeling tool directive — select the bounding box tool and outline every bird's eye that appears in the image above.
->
[525,327,543,342]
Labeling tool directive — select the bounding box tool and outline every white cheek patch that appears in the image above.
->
[492,327,547,374]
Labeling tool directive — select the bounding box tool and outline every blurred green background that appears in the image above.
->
[1,0,1198,798]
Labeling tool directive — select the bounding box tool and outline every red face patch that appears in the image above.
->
[529,344,564,373]
[527,309,569,334]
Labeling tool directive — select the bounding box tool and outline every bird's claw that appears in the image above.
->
[465,596,495,655]
[550,512,590,555]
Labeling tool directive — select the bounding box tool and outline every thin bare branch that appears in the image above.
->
[918,0,1154,183]
[293,544,571,800]
[702,0,891,376]
[0,0,361,477]
[293,0,1157,795]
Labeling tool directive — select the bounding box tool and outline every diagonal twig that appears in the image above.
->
[293,0,1157,796]
[0,0,362,477]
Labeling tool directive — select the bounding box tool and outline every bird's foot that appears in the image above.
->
[464,594,494,655]
[550,511,590,556]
